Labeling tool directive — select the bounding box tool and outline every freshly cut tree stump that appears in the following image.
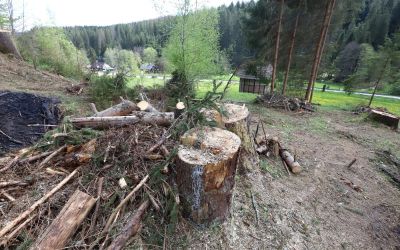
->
[92,99,138,117]
[33,190,96,250]
[200,108,224,128]
[0,30,22,59]
[176,127,241,224]
[222,103,259,172]
[369,109,399,129]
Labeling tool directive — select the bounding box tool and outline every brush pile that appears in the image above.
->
[0,99,179,249]
[256,93,315,112]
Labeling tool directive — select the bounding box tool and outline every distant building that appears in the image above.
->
[236,63,272,94]
[140,63,157,73]
[89,60,114,72]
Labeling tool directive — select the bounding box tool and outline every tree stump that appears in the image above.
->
[222,103,259,173]
[176,127,241,224]
[0,30,22,59]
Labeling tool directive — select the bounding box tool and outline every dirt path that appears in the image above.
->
[177,106,400,249]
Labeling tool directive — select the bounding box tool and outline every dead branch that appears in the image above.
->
[0,181,29,188]
[0,155,20,173]
[106,200,150,250]
[1,191,15,202]
[0,168,79,239]
[19,151,53,164]
[346,158,357,168]
[38,145,67,169]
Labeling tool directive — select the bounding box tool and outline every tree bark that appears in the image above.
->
[282,5,300,96]
[176,127,241,224]
[71,112,174,129]
[305,0,335,102]
[309,0,337,102]
[270,0,284,93]
[92,100,138,117]
[369,109,399,129]
[33,190,96,250]
[368,57,390,107]
[0,30,22,59]
[106,200,150,250]
[222,103,259,173]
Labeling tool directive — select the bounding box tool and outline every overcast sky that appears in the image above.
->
[14,0,249,28]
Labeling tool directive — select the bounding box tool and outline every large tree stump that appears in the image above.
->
[33,190,96,250]
[176,127,241,224]
[222,103,259,172]
[0,30,22,59]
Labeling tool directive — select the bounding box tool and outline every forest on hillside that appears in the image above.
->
[64,0,400,95]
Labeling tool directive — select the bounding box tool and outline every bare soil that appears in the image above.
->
[176,106,400,250]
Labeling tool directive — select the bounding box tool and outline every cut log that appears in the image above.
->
[137,100,159,112]
[369,109,399,129]
[92,100,139,117]
[222,103,259,172]
[0,30,22,59]
[71,112,174,129]
[174,101,185,119]
[200,108,224,128]
[279,149,301,174]
[176,127,241,224]
[33,190,96,250]
[106,200,150,250]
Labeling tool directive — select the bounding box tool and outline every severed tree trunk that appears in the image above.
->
[176,127,241,224]
[280,149,301,174]
[92,99,138,117]
[222,103,259,173]
[33,190,96,250]
[71,112,174,129]
[270,0,284,93]
[305,0,336,102]
[137,100,159,112]
[0,30,22,59]
[282,4,301,96]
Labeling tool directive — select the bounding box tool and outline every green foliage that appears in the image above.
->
[17,28,89,79]
[104,48,141,73]
[163,6,222,100]
[88,74,137,109]
[142,47,157,64]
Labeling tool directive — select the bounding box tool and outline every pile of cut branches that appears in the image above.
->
[256,93,315,112]
[0,100,179,249]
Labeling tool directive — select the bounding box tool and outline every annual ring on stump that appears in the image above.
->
[221,103,250,124]
[176,126,241,224]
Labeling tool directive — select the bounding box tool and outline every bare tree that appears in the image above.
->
[270,0,284,93]
[305,0,336,102]
[282,1,301,96]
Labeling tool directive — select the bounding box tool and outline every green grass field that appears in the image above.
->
[126,74,400,116]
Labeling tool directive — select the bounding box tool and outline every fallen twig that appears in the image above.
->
[38,145,67,169]
[19,151,53,164]
[0,128,23,144]
[0,168,79,239]
[346,158,357,168]
[250,191,259,226]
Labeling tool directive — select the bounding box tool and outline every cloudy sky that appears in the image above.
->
[14,0,248,28]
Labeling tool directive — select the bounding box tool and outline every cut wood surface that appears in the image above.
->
[280,149,302,174]
[369,109,399,129]
[174,101,185,118]
[106,200,150,250]
[63,139,96,168]
[92,100,139,117]
[137,100,159,112]
[0,30,22,59]
[0,169,79,239]
[176,127,241,224]
[33,190,96,250]
[222,103,259,172]
[71,112,174,129]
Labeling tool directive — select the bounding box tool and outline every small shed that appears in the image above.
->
[238,74,267,94]
[140,63,158,73]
